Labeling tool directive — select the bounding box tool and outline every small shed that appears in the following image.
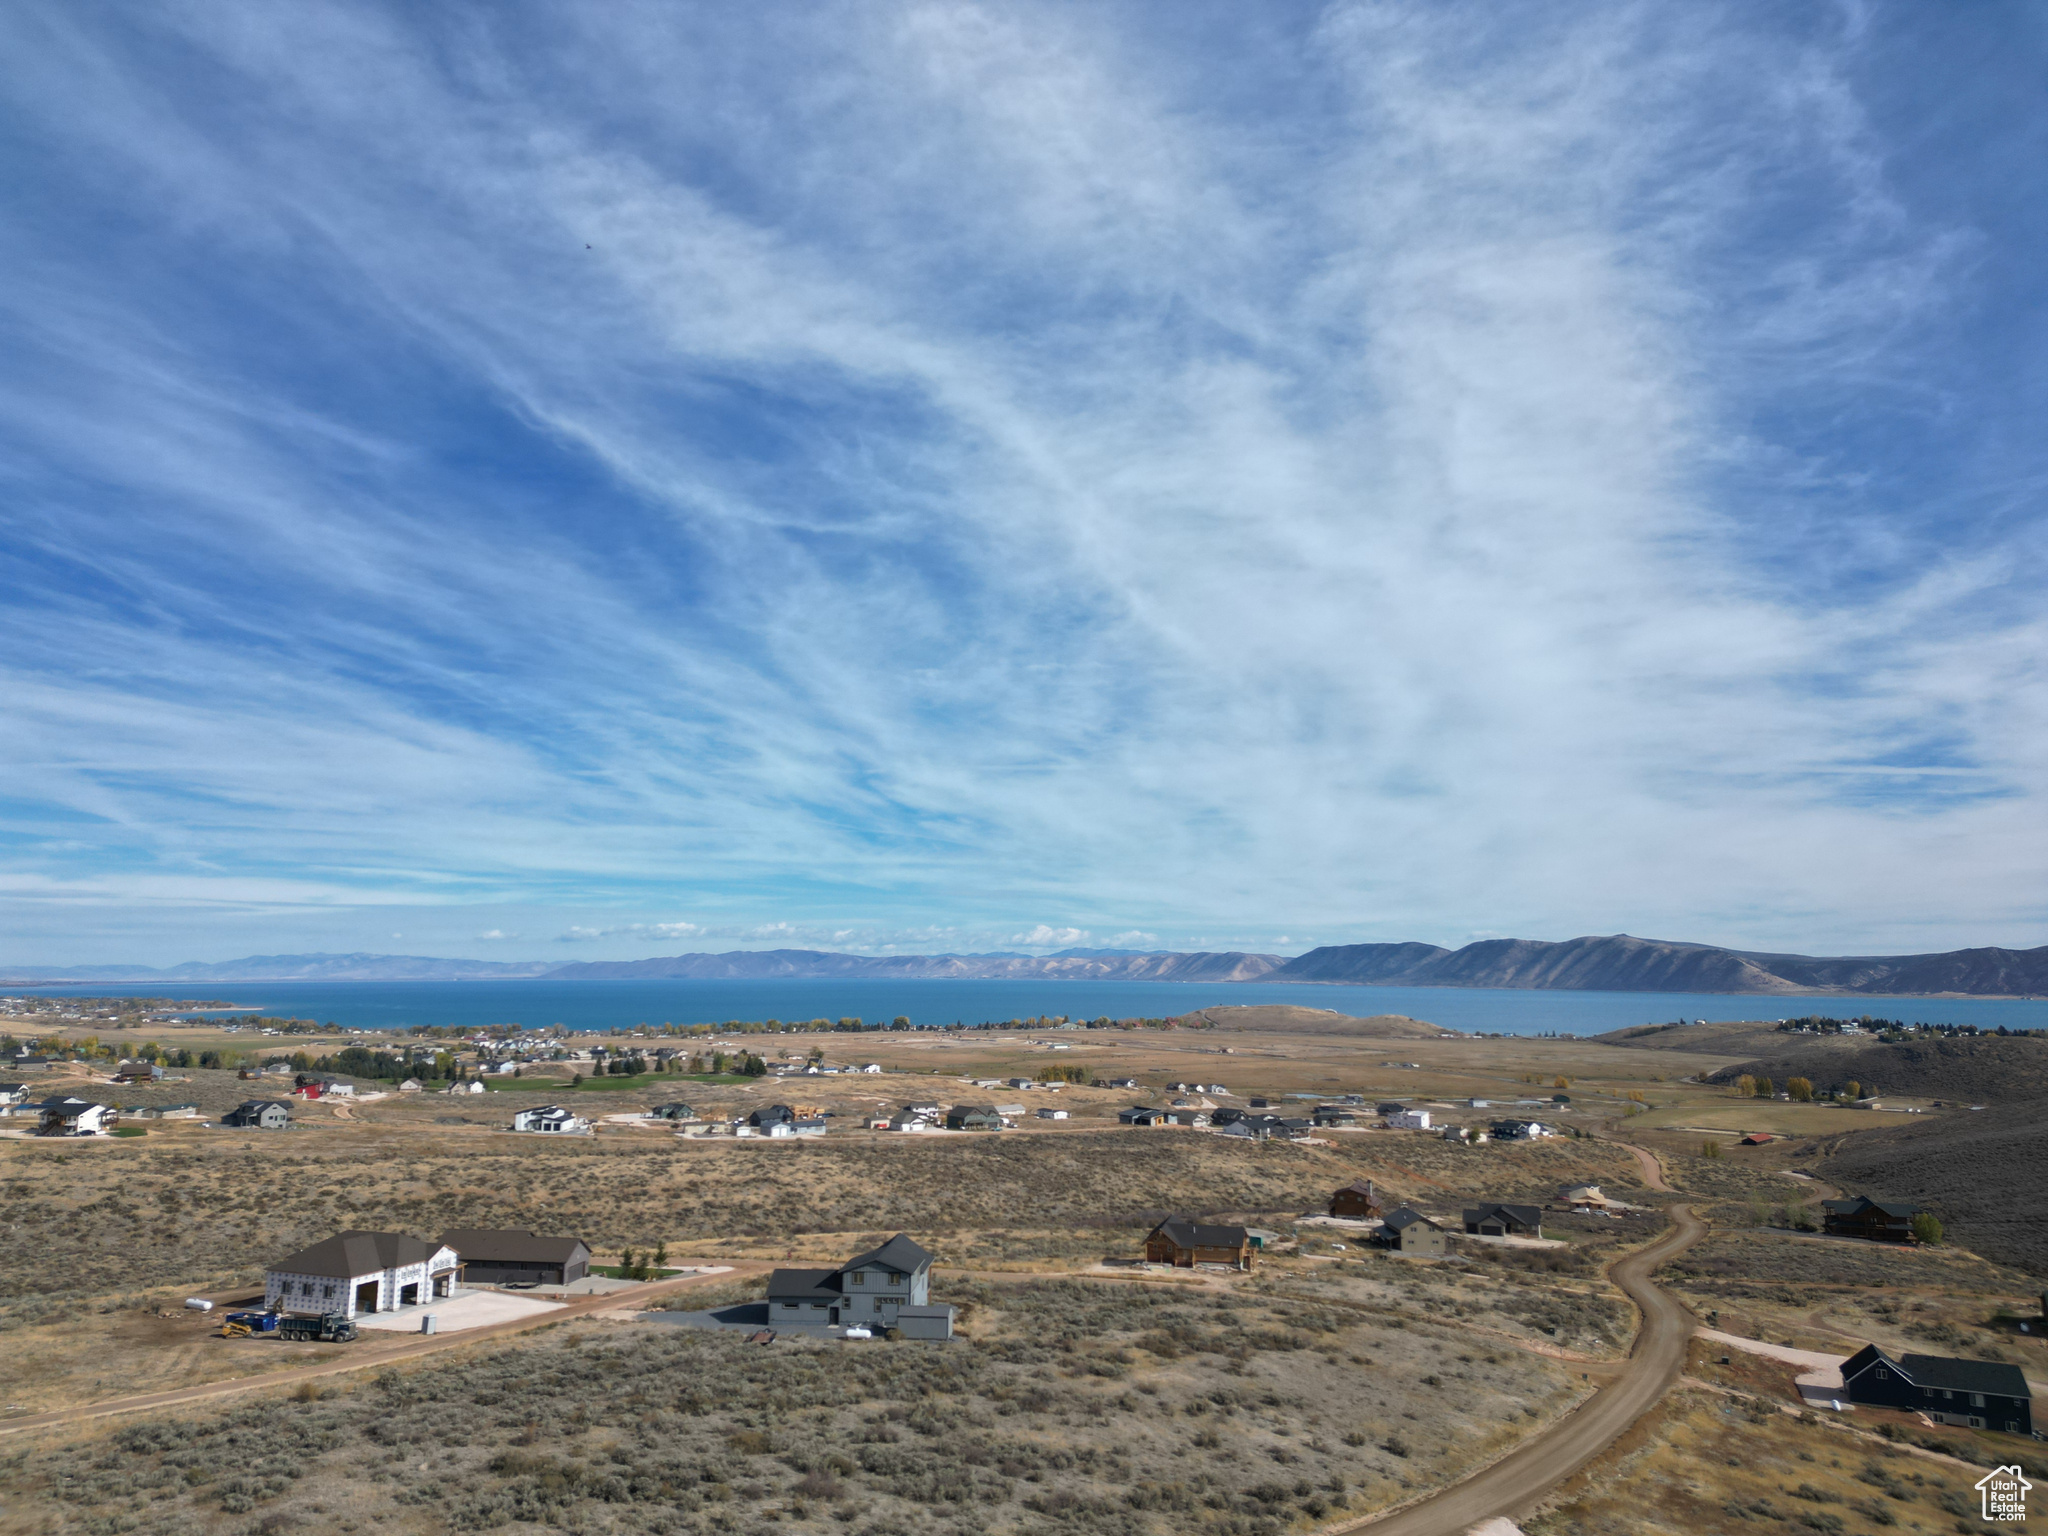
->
[1739,1132,1773,1146]
[894,1304,957,1340]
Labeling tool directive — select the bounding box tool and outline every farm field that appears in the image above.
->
[1625,1101,1935,1137]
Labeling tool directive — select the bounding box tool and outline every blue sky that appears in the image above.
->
[2,2,2045,965]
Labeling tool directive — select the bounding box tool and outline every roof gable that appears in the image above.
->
[270,1230,453,1279]
[843,1233,932,1278]
[1384,1207,1441,1231]
[1841,1343,1896,1383]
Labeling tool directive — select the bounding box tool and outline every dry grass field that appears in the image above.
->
[9,1014,2041,1535]
[0,1101,1650,1414]
[1626,1101,1928,1137]
[0,1276,1586,1536]
[1528,1344,2045,1536]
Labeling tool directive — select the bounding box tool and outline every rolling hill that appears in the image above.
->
[1268,934,2048,996]
[1819,1101,2048,1277]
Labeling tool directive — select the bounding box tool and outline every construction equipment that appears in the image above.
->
[217,1318,251,1339]
[276,1313,358,1344]
[216,1311,278,1339]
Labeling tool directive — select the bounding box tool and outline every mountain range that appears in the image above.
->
[1270,934,2048,996]
[3,933,2043,994]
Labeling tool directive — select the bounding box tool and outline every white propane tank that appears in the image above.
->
[183,1298,214,1312]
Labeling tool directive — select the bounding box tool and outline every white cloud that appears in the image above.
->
[0,3,2040,962]
[1010,926,1089,949]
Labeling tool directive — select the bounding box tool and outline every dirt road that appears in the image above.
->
[0,1264,767,1441]
[1599,1132,1672,1192]
[1337,1199,1708,1536]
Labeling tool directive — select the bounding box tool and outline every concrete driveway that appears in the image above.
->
[355,1290,565,1333]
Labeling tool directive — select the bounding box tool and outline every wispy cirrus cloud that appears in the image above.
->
[0,1,2042,965]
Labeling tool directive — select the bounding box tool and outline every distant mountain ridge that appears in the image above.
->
[1266,934,2048,996]
[5,933,2043,994]
[0,952,561,983]
[0,947,1283,985]
[543,948,1285,982]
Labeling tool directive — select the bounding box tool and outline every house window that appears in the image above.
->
[1876,1370,1887,1380]
[850,1271,865,1285]
[1969,1393,1984,1407]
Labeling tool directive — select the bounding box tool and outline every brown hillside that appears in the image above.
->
[1703,1035,2048,1105]
[1818,1101,2048,1277]
[1181,1005,1453,1037]
[1596,1021,1796,1055]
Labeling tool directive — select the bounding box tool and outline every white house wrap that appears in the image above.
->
[265,1231,459,1318]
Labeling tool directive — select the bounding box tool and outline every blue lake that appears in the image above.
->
[12,978,2048,1036]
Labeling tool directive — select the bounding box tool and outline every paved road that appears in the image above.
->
[1336,1197,1708,1536]
[0,1264,767,1441]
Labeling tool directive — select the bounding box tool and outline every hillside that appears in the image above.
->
[1269,933,2048,996]
[1818,1102,2048,1277]
[1595,1021,1790,1054]
[1176,1004,1454,1037]
[1701,1035,2048,1105]
[544,948,1285,982]
[0,951,559,982]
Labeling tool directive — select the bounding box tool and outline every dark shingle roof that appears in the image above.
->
[270,1231,448,1279]
[1152,1217,1249,1249]
[767,1267,841,1301]
[1823,1195,1920,1218]
[441,1229,590,1265]
[1900,1353,2032,1398]
[1383,1207,1440,1232]
[1464,1203,1542,1227]
[846,1233,933,1276]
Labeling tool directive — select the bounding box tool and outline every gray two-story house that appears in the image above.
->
[767,1233,952,1337]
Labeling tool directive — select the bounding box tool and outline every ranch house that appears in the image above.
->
[1144,1217,1254,1270]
